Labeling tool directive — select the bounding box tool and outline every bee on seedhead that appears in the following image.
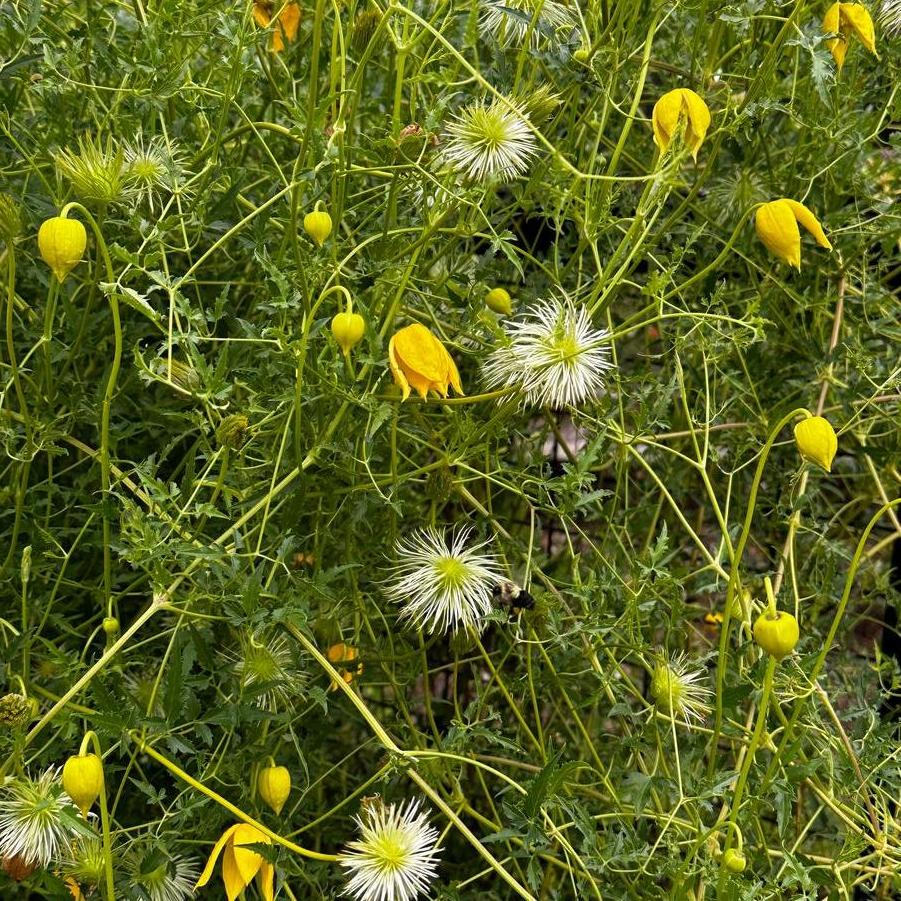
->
[493,580,535,617]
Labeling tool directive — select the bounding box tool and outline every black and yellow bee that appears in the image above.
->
[493,581,535,617]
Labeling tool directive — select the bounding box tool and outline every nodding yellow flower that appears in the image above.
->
[196,823,274,901]
[793,415,838,472]
[485,287,513,316]
[651,88,711,160]
[257,765,291,816]
[303,209,332,247]
[388,323,463,402]
[331,311,365,355]
[61,753,104,817]
[252,1,301,53]
[823,3,878,69]
[754,198,832,269]
[327,642,363,691]
[38,216,87,282]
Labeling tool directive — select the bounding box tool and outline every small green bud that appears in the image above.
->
[0,694,34,729]
[0,194,22,242]
[722,848,746,873]
[216,414,250,450]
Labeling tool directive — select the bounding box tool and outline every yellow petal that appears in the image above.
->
[755,200,801,269]
[651,89,683,153]
[252,2,272,27]
[222,847,247,901]
[231,824,267,884]
[406,368,436,400]
[823,3,847,67]
[679,89,711,160]
[783,199,832,250]
[840,3,877,55]
[196,825,240,888]
[279,3,301,42]
[392,324,448,383]
[258,862,276,901]
[388,333,411,401]
[442,345,464,396]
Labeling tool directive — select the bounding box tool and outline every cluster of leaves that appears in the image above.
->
[1,0,899,898]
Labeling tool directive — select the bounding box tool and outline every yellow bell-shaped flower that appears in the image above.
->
[793,415,838,472]
[196,823,274,901]
[823,3,878,70]
[326,641,364,691]
[257,765,291,816]
[651,88,711,160]
[755,199,832,269]
[331,311,365,355]
[38,216,87,282]
[388,323,463,401]
[252,1,301,53]
[62,753,104,817]
[303,209,332,247]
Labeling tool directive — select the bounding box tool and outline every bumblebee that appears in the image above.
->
[493,581,535,616]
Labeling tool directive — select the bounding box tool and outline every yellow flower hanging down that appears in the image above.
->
[327,642,364,691]
[651,88,711,160]
[388,323,463,401]
[794,415,838,472]
[196,823,274,901]
[823,3,878,69]
[252,1,301,53]
[754,199,832,269]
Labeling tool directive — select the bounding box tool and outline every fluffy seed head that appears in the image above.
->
[340,797,441,901]
[482,296,613,409]
[480,0,574,48]
[650,653,712,724]
[0,769,81,867]
[384,527,502,635]
[442,99,537,183]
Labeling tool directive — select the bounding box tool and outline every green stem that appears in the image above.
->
[60,203,121,618]
[760,498,901,792]
[130,733,339,862]
[707,407,811,777]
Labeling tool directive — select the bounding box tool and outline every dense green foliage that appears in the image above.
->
[1,0,899,898]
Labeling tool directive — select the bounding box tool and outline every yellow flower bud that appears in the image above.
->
[824,3,878,70]
[753,610,799,661]
[303,209,332,247]
[62,753,104,817]
[754,199,832,269]
[257,764,291,815]
[331,311,365,355]
[651,88,711,160]
[485,287,512,316]
[388,323,463,402]
[793,416,838,472]
[38,216,87,282]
